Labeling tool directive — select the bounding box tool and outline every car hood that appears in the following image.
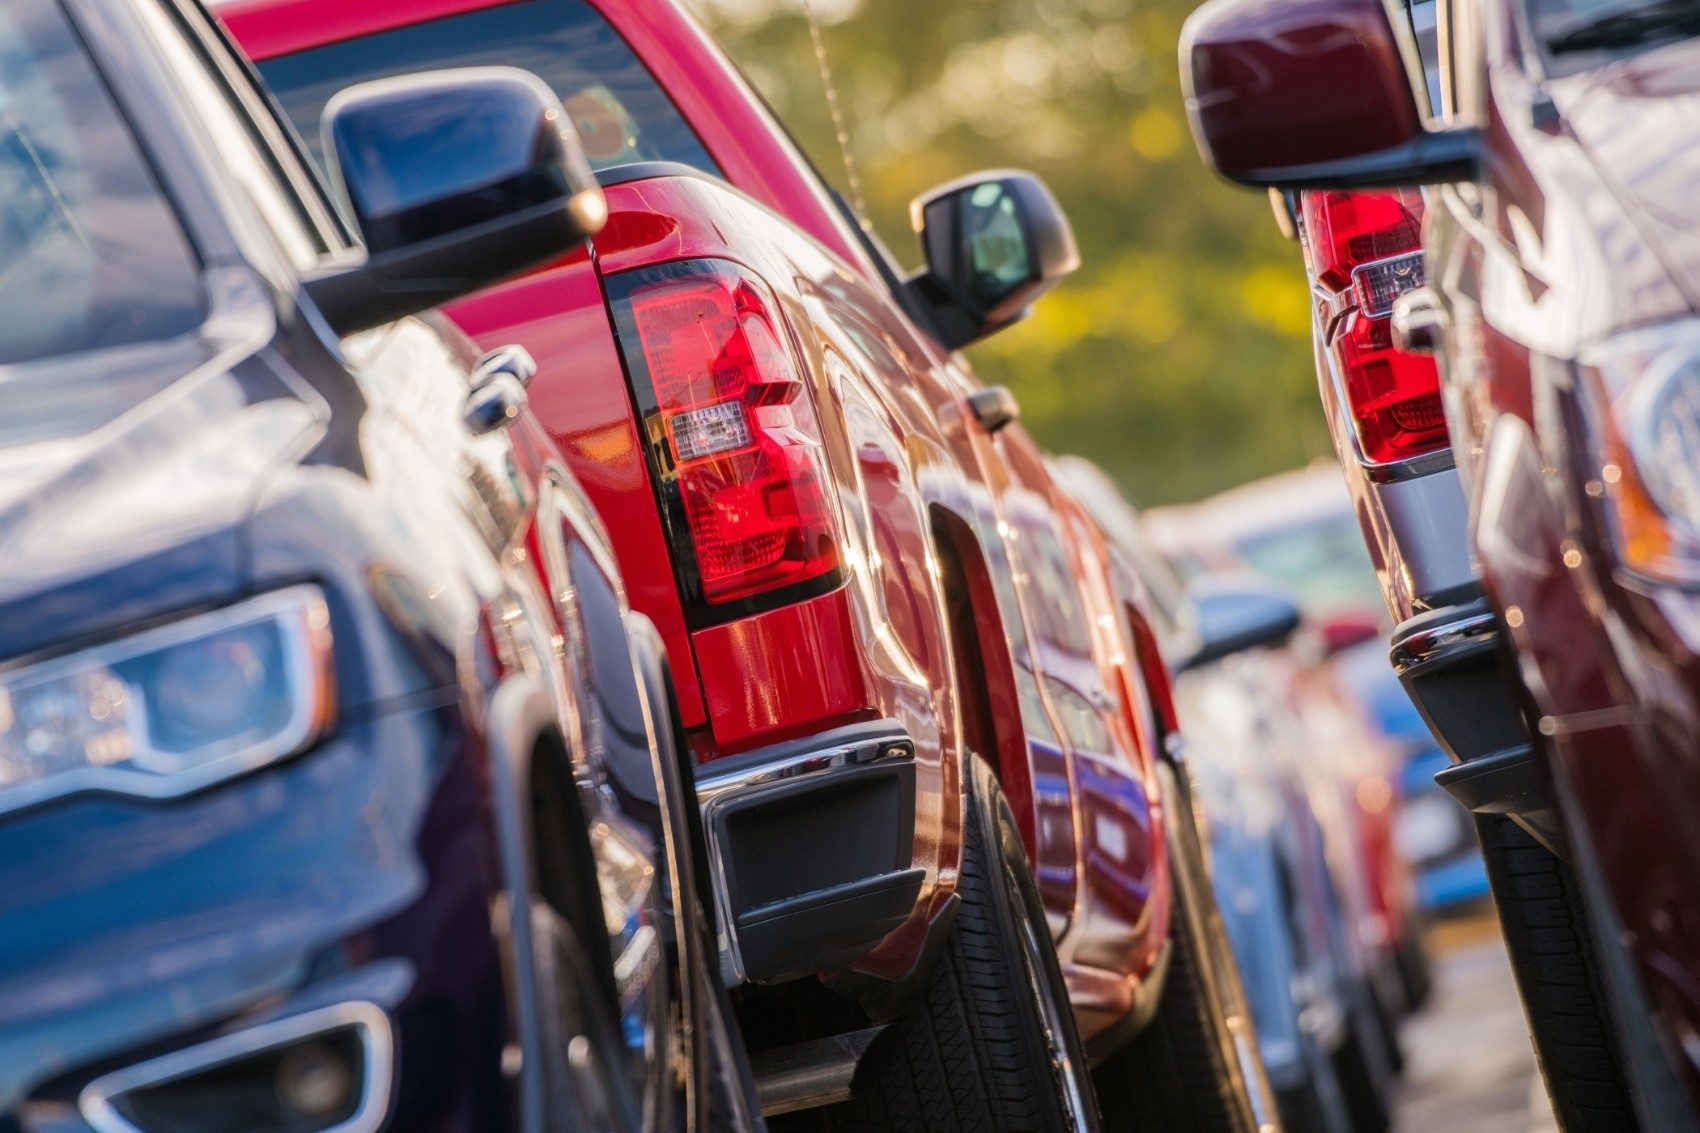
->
[1555,38,1700,313]
[0,278,323,659]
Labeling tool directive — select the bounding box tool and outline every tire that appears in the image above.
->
[1330,1000,1392,1133]
[531,899,645,1133]
[1475,812,1641,1132]
[1557,777,1700,1133]
[1276,1028,1355,1133]
[1394,925,1434,1015]
[1093,763,1270,1133]
[638,635,766,1133]
[834,756,1100,1131]
[1367,975,1406,1080]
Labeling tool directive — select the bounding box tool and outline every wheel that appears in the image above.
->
[1093,763,1271,1133]
[1475,813,1642,1131]
[531,899,646,1133]
[834,756,1100,1131]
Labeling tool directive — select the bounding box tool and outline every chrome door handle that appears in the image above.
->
[966,386,1020,433]
[465,375,528,435]
[1392,286,1446,355]
[471,344,537,389]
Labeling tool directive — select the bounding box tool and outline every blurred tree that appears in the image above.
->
[685,0,1331,504]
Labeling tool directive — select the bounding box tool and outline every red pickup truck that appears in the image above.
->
[218,1,1266,1126]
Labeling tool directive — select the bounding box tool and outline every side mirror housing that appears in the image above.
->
[307,67,607,336]
[1180,584,1303,672]
[1179,0,1477,190]
[907,171,1079,350]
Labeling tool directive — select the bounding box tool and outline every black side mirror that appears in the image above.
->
[306,67,607,337]
[1179,584,1303,672]
[906,171,1078,350]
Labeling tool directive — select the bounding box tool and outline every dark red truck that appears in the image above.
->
[1181,0,1700,1126]
[218,0,1269,1126]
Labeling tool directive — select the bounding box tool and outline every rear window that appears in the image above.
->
[254,0,719,180]
[0,0,204,365]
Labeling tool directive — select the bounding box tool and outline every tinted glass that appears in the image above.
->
[0,0,203,365]
[257,0,719,180]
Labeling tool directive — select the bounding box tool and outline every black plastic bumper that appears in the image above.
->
[1391,595,1565,854]
[696,722,924,984]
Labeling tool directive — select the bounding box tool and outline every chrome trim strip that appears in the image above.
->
[1390,609,1499,674]
[80,1001,392,1133]
[696,731,911,806]
[1361,445,1455,483]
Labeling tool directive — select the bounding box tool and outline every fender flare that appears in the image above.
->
[928,505,1038,851]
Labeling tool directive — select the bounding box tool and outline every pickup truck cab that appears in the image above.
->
[221,0,1272,1126]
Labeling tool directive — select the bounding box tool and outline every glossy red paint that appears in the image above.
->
[446,249,711,728]
[215,0,513,59]
[225,0,1181,1043]
[1180,0,1423,182]
[689,587,872,750]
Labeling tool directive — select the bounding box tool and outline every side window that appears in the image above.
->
[134,0,341,267]
[252,0,719,186]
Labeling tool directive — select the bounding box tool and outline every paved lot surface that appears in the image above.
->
[1392,915,1557,1133]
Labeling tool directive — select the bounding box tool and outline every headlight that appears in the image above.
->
[1584,320,1700,584]
[0,586,333,815]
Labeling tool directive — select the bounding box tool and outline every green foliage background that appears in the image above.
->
[685,0,1330,505]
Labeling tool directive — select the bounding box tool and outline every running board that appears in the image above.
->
[751,1026,884,1116]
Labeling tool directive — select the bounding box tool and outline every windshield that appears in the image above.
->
[255,0,719,183]
[0,0,203,367]
[1230,512,1383,617]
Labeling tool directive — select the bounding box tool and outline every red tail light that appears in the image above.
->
[611,261,842,612]
[1301,189,1446,465]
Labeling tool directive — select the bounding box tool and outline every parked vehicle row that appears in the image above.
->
[1063,458,1412,1133]
[0,0,1450,1128]
[1182,0,1700,1126]
[0,1,752,1129]
[1152,467,1488,920]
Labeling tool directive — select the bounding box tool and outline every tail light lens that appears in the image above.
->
[1302,189,1446,465]
[610,261,842,612]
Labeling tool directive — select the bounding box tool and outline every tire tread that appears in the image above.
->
[1476,814,1640,1132]
[835,762,1079,1131]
